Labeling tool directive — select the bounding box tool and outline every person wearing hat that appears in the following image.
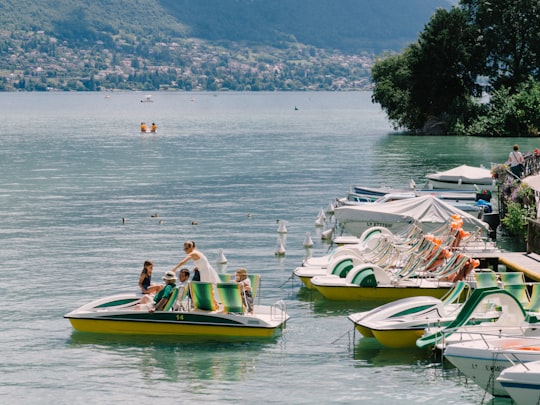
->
[149,271,177,312]
[235,268,254,314]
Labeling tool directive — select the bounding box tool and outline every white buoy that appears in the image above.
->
[277,219,288,233]
[303,232,314,248]
[326,200,335,214]
[216,248,228,264]
[321,228,334,240]
[318,208,327,221]
[275,239,286,256]
[315,214,325,227]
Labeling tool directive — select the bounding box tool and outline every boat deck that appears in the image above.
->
[498,252,540,281]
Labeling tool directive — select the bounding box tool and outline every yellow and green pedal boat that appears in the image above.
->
[65,279,289,340]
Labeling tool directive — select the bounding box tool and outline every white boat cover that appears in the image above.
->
[425,164,493,185]
[334,194,490,233]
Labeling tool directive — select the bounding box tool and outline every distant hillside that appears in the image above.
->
[159,0,453,53]
[0,0,453,91]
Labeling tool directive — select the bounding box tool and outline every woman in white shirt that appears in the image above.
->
[508,144,524,177]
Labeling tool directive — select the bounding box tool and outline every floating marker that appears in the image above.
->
[321,228,334,240]
[315,214,325,227]
[216,248,228,264]
[303,232,314,248]
[275,239,286,256]
[277,219,288,233]
[326,200,335,215]
[318,208,327,221]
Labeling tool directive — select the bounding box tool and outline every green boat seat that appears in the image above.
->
[163,287,180,311]
[499,271,525,285]
[474,271,499,289]
[218,273,261,301]
[217,283,244,314]
[190,282,218,311]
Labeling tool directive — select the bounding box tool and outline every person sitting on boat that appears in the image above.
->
[171,241,220,284]
[138,260,163,295]
[136,271,176,311]
[149,271,177,312]
[150,122,157,133]
[140,122,147,132]
[174,268,191,310]
[235,268,254,314]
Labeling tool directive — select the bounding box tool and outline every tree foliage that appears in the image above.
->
[372,0,540,135]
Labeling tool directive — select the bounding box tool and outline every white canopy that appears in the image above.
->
[425,164,493,185]
[523,174,540,218]
[334,194,490,234]
[523,174,540,192]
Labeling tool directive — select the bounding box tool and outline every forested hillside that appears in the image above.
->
[0,0,452,91]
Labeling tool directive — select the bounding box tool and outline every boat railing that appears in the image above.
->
[271,300,287,323]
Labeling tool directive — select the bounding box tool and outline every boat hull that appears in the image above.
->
[65,295,289,340]
[498,362,540,405]
[444,338,540,397]
[371,328,425,349]
[297,275,315,289]
[312,284,451,302]
[68,315,282,338]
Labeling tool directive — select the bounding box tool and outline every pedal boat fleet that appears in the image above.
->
[65,277,289,340]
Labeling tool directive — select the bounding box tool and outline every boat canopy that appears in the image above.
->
[334,194,490,233]
[425,165,493,185]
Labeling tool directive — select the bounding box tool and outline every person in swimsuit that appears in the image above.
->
[138,260,162,295]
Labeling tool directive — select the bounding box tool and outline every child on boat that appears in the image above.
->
[138,260,163,295]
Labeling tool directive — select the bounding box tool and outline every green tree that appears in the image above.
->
[372,8,483,132]
[460,0,540,91]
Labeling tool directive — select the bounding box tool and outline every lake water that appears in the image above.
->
[1,92,532,404]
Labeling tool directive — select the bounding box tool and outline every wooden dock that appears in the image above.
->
[498,252,540,281]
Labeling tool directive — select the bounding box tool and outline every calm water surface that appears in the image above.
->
[1,92,532,404]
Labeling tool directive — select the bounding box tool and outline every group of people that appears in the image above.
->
[136,240,253,313]
[140,122,157,133]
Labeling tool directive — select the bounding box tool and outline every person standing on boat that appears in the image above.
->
[150,122,157,133]
[138,260,163,295]
[508,144,524,178]
[171,241,220,284]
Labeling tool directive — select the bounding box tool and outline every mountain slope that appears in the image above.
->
[0,0,453,91]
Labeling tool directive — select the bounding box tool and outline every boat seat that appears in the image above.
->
[217,283,244,314]
[172,283,191,311]
[441,280,470,305]
[499,271,526,285]
[218,273,261,301]
[474,271,499,289]
[162,287,180,311]
[190,282,218,311]
[503,283,530,307]
[526,283,540,314]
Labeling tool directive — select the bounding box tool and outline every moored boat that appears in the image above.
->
[425,164,496,191]
[347,281,472,348]
[444,335,540,397]
[333,195,490,237]
[497,360,540,404]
